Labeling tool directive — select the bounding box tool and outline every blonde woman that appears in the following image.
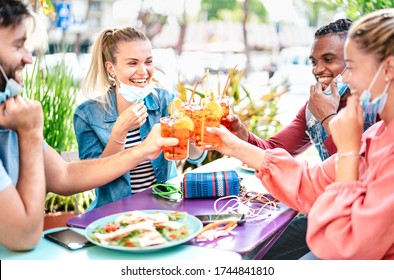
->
[74,27,205,210]
[209,9,394,259]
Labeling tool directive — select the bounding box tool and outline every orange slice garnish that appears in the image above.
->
[168,98,183,116]
[207,100,223,119]
[175,116,194,131]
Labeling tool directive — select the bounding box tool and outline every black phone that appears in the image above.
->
[44,229,93,250]
[195,213,246,225]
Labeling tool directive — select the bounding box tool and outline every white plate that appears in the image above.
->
[85,210,203,252]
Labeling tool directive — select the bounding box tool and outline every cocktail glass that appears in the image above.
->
[193,100,222,150]
[160,116,194,160]
[181,102,201,141]
[219,96,230,130]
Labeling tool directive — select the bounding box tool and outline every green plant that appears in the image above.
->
[23,54,95,213]
[222,69,286,139]
[327,0,394,20]
[45,191,96,214]
[24,56,78,153]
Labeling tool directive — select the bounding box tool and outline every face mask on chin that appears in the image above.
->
[323,74,349,97]
[112,67,152,103]
[0,64,23,104]
[359,63,391,115]
[117,80,153,103]
[323,67,349,97]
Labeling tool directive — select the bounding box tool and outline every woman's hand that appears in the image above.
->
[112,101,148,140]
[206,125,243,157]
[208,125,266,170]
[329,94,363,152]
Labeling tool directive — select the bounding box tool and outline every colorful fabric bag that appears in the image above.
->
[181,170,242,198]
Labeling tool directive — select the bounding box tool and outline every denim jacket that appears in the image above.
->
[74,88,205,210]
[305,107,377,160]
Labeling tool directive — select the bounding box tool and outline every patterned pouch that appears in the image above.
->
[181,170,242,198]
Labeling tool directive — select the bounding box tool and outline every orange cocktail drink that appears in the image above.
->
[181,102,201,141]
[219,96,230,129]
[218,64,237,130]
[193,100,222,150]
[160,116,194,160]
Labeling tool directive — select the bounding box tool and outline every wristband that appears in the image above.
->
[321,113,337,125]
[334,151,359,164]
[110,136,125,145]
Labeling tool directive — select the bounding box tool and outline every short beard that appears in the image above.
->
[0,62,14,91]
[0,76,6,92]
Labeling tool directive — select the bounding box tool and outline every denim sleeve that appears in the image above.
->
[73,105,105,160]
[0,161,12,192]
[160,89,175,117]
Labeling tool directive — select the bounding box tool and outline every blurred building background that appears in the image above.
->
[27,0,356,128]
[38,0,323,87]
[45,0,317,58]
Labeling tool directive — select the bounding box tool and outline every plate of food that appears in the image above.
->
[85,210,203,252]
[238,163,255,173]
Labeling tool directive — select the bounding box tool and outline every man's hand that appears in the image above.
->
[226,114,249,141]
[308,80,340,123]
[0,96,43,136]
[140,124,178,161]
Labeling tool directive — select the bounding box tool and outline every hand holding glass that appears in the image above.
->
[160,116,194,160]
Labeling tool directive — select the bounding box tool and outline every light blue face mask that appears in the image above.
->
[113,68,152,103]
[323,68,349,97]
[0,64,23,104]
[118,80,153,103]
[359,63,391,115]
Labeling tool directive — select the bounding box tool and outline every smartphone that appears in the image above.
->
[44,229,93,250]
[195,214,246,225]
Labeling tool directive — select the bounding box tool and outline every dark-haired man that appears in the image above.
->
[0,0,177,251]
[228,19,378,259]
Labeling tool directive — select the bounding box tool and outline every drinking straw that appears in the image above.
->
[188,73,207,104]
[170,100,177,157]
[204,69,209,101]
[217,70,221,100]
[201,69,209,144]
[221,64,238,99]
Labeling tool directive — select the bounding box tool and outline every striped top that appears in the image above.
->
[124,128,157,193]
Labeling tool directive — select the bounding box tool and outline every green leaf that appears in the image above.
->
[24,54,95,213]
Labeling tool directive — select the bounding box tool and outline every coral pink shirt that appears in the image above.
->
[255,120,394,260]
